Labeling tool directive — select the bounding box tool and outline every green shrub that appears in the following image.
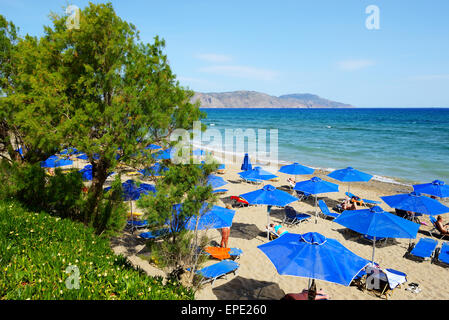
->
[0,201,194,300]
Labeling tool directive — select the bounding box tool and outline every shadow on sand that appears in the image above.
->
[212,276,285,300]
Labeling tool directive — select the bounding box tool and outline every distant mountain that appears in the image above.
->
[192,91,352,108]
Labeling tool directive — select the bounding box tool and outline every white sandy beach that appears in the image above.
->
[69,153,449,300]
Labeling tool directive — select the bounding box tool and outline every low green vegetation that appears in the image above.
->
[0,201,194,300]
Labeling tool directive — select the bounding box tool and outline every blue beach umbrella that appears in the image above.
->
[173,203,236,231]
[241,153,252,171]
[294,177,339,223]
[145,144,162,150]
[381,192,449,216]
[333,206,420,263]
[328,167,373,193]
[413,180,449,199]
[139,163,169,177]
[76,153,88,160]
[60,147,80,156]
[240,184,298,240]
[153,148,174,160]
[257,232,369,289]
[238,166,278,183]
[278,163,315,180]
[40,156,73,168]
[206,174,228,189]
[79,164,93,181]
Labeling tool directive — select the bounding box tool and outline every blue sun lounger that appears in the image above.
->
[193,259,239,285]
[436,242,449,266]
[139,228,170,240]
[318,200,340,220]
[346,192,381,207]
[283,206,311,225]
[362,234,387,244]
[127,219,149,228]
[212,189,228,194]
[407,238,438,261]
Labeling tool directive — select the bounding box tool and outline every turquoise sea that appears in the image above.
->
[200,108,449,184]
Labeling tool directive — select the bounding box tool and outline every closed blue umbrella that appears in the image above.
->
[241,153,252,171]
[238,166,278,183]
[381,192,449,216]
[240,184,298,240]
[207,174,228,189]
[328,167,373,193]
[333,206,420,263]
[294,177,339,223]
[257,232,369,289]
[413,180,449,198]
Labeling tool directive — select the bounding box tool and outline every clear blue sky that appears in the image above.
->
[1,0,449,107]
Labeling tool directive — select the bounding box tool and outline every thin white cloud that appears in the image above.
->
[198,65,279,81]
[408,74,449,81]
[337,59,375,71]
[195,53,232,63]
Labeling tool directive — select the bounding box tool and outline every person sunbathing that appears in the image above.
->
[267,223,288,237]
[435,216,449,235]
[334,196,357,212]
[287,177,296,187]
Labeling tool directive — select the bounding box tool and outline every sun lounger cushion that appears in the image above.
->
[384,268,407,289]
[437,242,449,265]
[318,200,339,219]
[204,247,243,260]
[195,260,239,284]
[139,228,169,239]
[410,238,438,259]
[127,220,148,228]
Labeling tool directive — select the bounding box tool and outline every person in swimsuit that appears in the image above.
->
[268,223,288,237]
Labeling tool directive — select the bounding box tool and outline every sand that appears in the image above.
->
[70,153,449,300]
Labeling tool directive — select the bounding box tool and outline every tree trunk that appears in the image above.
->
[84,157,109,229]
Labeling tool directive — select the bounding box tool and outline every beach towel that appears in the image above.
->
[204,247,231,260]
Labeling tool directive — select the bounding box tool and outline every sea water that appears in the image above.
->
[200,108,449,184]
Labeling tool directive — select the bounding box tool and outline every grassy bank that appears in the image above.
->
[0,201,194,300]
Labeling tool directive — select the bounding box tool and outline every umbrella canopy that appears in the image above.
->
[328,167,372,193]
[238,166,278,182]
[241,153,252,171]
[240,184,297,207]
[257,232,369,287]
[76,153,88,160]
[240,184,297,240]
[381,192,449,216]
[40,156,73,168]
[279,162,315,176]
[413,180,449,198]
[104,180,156,201]
[152,148,173,160]
[328,167,373,182]
[207,174,228,189]
[173,203,236,231]
[193,149,206,156]
[139,163,168,177]
[333,206,420,263]
[293,177,339,195]
[79,164,93,181]
[145,144,162,150]
[293,177,339,224]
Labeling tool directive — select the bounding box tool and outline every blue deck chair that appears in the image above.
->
[428,216,449,240]
[203,247,243,261]
[436,242,449,266]
[406,238,438,261]
[139,228,170,240]
[192,260,239,285]
[318,200,340,220]
[346,192,381,207]
[283,206,311,226]
[127,219,149,229]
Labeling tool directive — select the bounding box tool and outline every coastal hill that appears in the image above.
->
[192,91,352,108]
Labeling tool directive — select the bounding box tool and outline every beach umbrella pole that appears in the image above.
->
[315,195,318,224]
[267,206,271,241]
[371,236,376,264]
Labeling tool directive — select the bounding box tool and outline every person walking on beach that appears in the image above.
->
[220,227,230,248]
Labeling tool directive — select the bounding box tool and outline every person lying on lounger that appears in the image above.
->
[436,215,449,234]
[334,196,357,212]
[287,177,296,187]
[267,223,289,237]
